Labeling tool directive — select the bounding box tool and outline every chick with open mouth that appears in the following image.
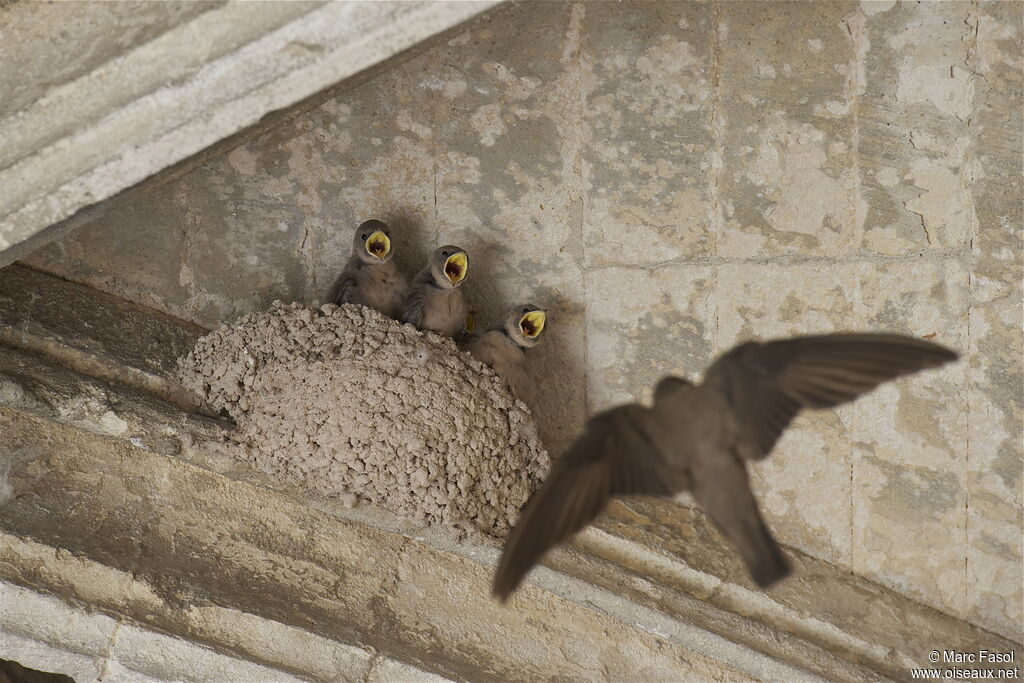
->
[331,219,408,319]
[399,245,470,338]
[466,305,546,405]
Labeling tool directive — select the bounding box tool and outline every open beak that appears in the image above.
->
[519,310,546,338]
[444,252,468,285]
[365,231,391,260]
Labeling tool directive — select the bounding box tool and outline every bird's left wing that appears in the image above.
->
[492,406,685,602]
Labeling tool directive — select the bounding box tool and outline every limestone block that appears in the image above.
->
[967,295,1023,640]
[969,1,1023,305]
[582,1,715,267]
[585,264,714,413]
[0,631,103,682]
[859,1,976,255]
[0,582,111,681]
[718,1,860,258]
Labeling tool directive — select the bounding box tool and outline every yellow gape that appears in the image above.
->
[364,230,391,259]
[519,310,545,338]
[444,252,468,284]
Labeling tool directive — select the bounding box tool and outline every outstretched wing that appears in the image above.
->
[703,333,958,460]
[492,406,685,602]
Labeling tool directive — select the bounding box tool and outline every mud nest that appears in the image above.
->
[176,301,551,538]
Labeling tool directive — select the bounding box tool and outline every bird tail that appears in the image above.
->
[738,515,791,588]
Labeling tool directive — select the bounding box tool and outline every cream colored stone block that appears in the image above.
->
[368,658,452,683]
[582,1,715,267]
[0,630,104,682]
[0,581,117,661]
[718,2,860,258]
[859,1,976,255]
[585,264,714,413]
[969,2,1023,305]
[966,296,1023,640]
[852,453,966,613]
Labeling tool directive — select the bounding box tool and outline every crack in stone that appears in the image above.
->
[97,617,122,682]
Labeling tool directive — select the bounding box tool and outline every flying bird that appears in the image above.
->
[400,245,469,338]
[467,305,546,404]
[331,219,408,318]
[492,333,958,601]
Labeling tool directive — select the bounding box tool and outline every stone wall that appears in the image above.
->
[23,0,1023,641]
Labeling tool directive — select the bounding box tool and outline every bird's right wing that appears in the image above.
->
[704,333,958,460]
[492,406,685,602]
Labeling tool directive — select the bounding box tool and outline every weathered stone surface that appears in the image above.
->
[0,582,111,681]
[1,270,1019,680]
[962,1,1019,643]
[0,630,104,683]
[0,265,205,412]
[107,624,308,683]
[582,1,715,267]
[0,0,501,263]
[0,408,760,682]
[718,1,860,258]
[859,1,976,255]
[967,295,1023,640]
[0,578,383,682]
[968,1,1023,305]
[586,264,714,412]
[14,0,1023,645]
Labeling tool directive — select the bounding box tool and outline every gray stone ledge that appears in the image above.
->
[0,578,404,682]
[1,266,1020,681]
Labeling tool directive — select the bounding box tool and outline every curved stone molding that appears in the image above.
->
[0,266,1019,681]
[0,0,500,265]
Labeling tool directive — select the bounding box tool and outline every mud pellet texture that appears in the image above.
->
[176,301,550,537]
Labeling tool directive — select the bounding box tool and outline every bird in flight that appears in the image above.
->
[492,333,958,601]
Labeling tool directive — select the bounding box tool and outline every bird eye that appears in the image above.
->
[441,250,449,257]
[523,308,530,313]
[361,234,367,240]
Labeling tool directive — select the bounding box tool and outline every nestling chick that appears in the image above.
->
[467,305,546,404]
[400,245,469,338]
[492,333,959,601]
[331,220,408,318]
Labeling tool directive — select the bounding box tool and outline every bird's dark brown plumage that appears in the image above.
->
[492,333,958,602]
